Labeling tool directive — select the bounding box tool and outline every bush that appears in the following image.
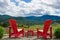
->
[0,22,9,27]
[0,27,4,39]
[54,27,60,38]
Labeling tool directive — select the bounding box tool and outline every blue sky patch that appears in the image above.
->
[10,0,19,6]
[21,0,32,3]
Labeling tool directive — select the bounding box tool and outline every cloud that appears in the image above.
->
[0,0,60,17]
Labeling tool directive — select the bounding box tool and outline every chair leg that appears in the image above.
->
[22,33,24,37]
[50,27,52,39]
[26,32,28,37]
[43,34,47,39]
[43,36,47,40]
[22,28,24,37]
[50,34,52,39]
[14,34,19,38]
[50,32,52,39]
[9,34,11,38]
[32,32,34,36]
[37,34,39,39]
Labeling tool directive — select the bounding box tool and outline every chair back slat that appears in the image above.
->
[9,19,18,34]
[43,20,52,34]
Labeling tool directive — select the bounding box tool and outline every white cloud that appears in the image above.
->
[0,0,60,17]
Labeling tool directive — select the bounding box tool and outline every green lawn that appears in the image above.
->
[1,23,60,34]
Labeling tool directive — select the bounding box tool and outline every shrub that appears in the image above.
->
[0,27,4,39]
[54,27,60,38]
[0,22,9,27]
[2,23,9,27]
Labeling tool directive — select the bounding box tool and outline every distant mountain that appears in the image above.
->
[0,15,41,25]
[0,15,60,25]
[25,15,60,22]
[0,15,28,23]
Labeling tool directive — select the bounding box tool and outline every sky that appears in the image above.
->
[0,0,60,17]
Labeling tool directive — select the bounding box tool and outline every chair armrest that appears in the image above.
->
[18,28,24,33]
[22,28,24,32]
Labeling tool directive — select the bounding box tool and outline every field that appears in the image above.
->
[0,23,60,39]
[1,23,60,34]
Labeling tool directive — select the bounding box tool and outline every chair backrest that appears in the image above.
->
[43,20,52,34]
[9,19,18,33]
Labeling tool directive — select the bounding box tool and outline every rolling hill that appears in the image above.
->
[25,15,60,22]
[0,15,60,25]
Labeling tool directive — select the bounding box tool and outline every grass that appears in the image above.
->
[52,23,60,35]
[0,23,60,34]
[0,23,60,39]
[28,25,43,31]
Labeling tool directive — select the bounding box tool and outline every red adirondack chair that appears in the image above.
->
[37,20,52,39]
[9,19,24,38]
